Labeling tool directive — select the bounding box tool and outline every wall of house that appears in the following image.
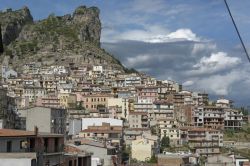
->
[131,139,152,161]
[0,138,29,152]
[19,107,51,133]
[0,158,33,166]
[78,144,113,166]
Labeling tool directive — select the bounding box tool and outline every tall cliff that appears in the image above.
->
[0,6,124,71]
[0,7,33,45]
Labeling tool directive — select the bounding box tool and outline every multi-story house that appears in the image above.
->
[0,128,65,166]
[124,75,141,87]
[23,86,47,103]
[157,118,180,145]
[128,112,149,128]
[18,106,66,134]
[180,127,223,156]
[59,93,77,108]
[136,86,158,101]
[83,94,113,111]
[35,96,61,108]
[40,75,58,93]
[134,98,153,112]
[149,100,174,122]
[0,87,19,129]
[71,138,119,166]
[193,106,224,130]
[160,80,182,93]
[107,98,130,119]
[173,93,185,106]
[224,108,243,130]
[192,92,209,106]
[79,122,123,147]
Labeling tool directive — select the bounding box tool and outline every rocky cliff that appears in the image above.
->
[0,6,125,71]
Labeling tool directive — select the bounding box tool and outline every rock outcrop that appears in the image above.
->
[0,7,33,45]
[0,6,125,71]
[73,6,101,46]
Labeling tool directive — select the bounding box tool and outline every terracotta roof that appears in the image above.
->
[0,129,35,137]
[0,129,63,138]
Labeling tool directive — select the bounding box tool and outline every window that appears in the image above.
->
[7,141,12,152]
[69,160,72,166]
[20,140,27,149]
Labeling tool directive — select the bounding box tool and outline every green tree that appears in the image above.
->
[147,155,157,163]
[75,101,84,110]
[160,135,170,152]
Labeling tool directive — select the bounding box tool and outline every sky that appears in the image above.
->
[1,0,250,107]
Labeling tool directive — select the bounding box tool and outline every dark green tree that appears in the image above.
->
[160,135,170,152]
[147,155,157,163]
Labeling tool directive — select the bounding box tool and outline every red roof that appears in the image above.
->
[0,129,35,137]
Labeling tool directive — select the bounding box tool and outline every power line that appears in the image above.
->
[224,0,250,62]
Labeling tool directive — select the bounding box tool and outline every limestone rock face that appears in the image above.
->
[73,6,101,46]
[0,6,33,45]
[0,6,125,72]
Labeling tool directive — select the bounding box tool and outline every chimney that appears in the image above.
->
[34,126,38,136]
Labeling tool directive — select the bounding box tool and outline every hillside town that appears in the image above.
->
[0,62,250,166]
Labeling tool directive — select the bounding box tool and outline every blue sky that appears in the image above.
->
[1,0,250,106]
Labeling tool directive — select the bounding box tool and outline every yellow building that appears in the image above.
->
[83,94,113,110]
[59,93,77,108]
[131,138,153,161]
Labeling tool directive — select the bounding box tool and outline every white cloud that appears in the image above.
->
[126,54,151,67]
[192,42,216,55]
[194,70,244,95]
[166,29,200,42]
[103,27,201,43]
[183,80,194,86]
[187,52,241,76]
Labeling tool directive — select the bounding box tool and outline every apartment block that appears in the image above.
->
[18,106,66,134]
[0,128,64,166]
[79,122,123,147]
[128,112,149,128]
[193,106,224,130]
[180,127,223,156]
